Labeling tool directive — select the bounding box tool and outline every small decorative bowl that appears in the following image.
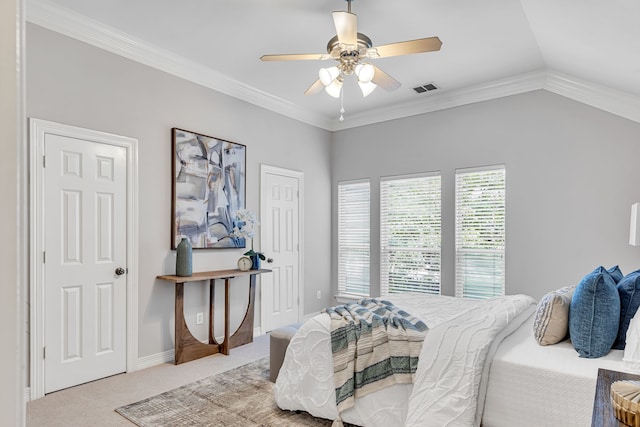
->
[611,380,640,427]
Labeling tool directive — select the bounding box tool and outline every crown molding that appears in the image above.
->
[26,0,332,130]
[330,70,640,131]
[329,71,548,131]
[26,0,640,132]
[544,70,640,124]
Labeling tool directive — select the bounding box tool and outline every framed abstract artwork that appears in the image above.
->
[171,128,246,249]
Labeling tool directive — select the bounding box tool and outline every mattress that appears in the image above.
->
[483,316,631,427]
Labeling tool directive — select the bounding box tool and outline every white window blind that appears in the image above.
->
[455,166,506,299]
[338,180,370,296]
[380,174,441,295]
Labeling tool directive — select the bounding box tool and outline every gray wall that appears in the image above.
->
[331,90,640,300]
[27,24,332,359]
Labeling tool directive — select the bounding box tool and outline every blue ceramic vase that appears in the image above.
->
[250,254,261,270]
[176,238,192,277]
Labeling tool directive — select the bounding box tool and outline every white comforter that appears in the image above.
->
[275,293,535,427]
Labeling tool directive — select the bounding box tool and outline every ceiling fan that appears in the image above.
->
[260,0,442,99]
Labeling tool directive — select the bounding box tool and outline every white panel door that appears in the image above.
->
[44,133,127,393]
[261,168,301,332]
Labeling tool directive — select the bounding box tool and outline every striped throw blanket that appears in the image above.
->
[323,299,428,425]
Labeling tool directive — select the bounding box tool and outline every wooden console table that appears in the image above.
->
[157,268,271,365]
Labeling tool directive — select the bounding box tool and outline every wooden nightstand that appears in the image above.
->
[592,368,640,426]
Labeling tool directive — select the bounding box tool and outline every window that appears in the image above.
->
[380,173,441,295]
[338,180,370,296]
[455,165,506,299]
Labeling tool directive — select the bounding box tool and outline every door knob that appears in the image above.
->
[115,267,126,276]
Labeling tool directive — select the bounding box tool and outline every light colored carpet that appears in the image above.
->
[27,334,270,426]
[115,358,336,426]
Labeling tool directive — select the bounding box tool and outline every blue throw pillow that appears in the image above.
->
[608,265,624,284]
[613,270,640,350]
[569,266,620,358]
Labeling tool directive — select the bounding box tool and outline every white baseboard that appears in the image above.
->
[24,329,266,399]
[135,349,174,370]
[135,326,264,371]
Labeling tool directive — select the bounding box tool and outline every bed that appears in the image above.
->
[274,293,633,427]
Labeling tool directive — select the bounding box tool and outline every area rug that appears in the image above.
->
[115,358,343,426]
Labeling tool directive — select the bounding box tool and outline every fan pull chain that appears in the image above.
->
[339,88,345,121]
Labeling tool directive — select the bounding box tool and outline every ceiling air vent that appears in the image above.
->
[413,83,438,94]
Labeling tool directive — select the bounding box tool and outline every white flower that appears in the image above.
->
[233,209,260,239]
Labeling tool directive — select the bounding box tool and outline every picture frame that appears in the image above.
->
[171,128,246,249]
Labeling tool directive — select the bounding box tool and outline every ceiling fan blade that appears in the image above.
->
[304,79,325,96]
[260,53,333,61]
[332,11,357,48]
[367,37,442,59]
[371,65,401,91]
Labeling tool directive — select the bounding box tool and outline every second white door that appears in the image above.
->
[261,166,302,332]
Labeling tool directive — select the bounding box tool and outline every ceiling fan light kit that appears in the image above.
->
[260,0,442,118]
[358,80,377,97]
[319,66,340,86]
[325,77,344,98]
[355,63,374,84]
[319,62,375,98]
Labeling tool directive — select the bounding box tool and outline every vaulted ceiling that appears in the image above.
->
[27,0,640,130]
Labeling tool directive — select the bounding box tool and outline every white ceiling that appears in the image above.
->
[27,0,640,130]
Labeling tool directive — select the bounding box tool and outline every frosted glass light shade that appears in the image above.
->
[355,63,375,83]
[631,202,640,246]
[324,79,343,98]
[319,66,340,86]
[358,81,377,97]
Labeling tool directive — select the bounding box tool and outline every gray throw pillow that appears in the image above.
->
[533,286,576,345]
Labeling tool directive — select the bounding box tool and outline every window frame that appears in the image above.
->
[379,172,442,296]
[454,165,506,299]
[337,179,371,297]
